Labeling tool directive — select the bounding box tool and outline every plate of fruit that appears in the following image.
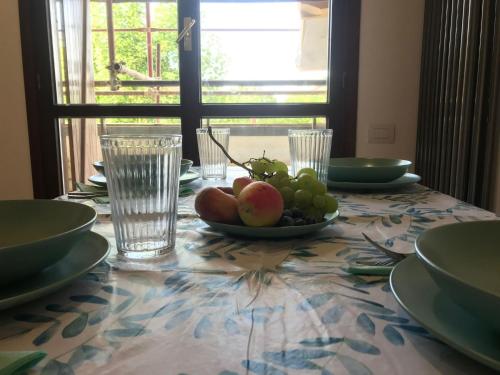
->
[200,208,339,239]
[195,155,339,239]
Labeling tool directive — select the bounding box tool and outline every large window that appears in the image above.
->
[19,0,360,198]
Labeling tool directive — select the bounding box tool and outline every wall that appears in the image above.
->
[0,1,33,199]
[356,0,425,164]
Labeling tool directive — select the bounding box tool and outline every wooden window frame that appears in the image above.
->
[18,0,360,198]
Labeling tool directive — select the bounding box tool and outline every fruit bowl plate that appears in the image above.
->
[201,210,339,239]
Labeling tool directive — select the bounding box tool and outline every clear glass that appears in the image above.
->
[202,117,326,164]
[58,118,180,193]
[100,135,182,259]
[289,129,333,184]
[196,128,230,179]
[200,0,328,103]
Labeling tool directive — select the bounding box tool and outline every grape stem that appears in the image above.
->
[207,126,255,177]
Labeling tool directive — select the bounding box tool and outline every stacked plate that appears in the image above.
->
[327,158,421,190]
[89,159,200,187]
[0,200,109,310]
[390,220,500,370]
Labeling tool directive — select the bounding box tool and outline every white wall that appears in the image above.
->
[356,0,425,164]
[0,1,33,199]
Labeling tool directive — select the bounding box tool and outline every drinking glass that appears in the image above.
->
[196,128,230,179]
[100,135,182,259]
[288,129,333,184]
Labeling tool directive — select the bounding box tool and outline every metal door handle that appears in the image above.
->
[177,17,196,51]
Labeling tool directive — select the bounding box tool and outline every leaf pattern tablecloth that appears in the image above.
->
[0,171,498,375]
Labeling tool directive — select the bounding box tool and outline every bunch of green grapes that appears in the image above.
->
[244,158,338,225]
[263,166,339,226]
[247,158,288,180]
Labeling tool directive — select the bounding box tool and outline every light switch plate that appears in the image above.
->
[368,123,396,144]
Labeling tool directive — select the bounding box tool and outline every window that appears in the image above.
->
[19,0,360,198]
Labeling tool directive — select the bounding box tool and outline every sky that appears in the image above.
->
[200,2,327,80]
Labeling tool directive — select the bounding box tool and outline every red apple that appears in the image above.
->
[217,186,234,195]
[232,176,254,196]
[195,187,240,224]
[237,181,284,227]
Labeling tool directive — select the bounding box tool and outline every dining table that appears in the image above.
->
[0,167,497,375]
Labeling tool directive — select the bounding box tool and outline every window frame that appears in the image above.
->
[19,0,360,198]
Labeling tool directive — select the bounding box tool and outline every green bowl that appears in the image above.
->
[180,159,193,176]
[93,161,105,175]
[328,158,412,182]
[94,159,193,177]
[201,210,339,239]
[415,220,500,332]
[0,200,97,286]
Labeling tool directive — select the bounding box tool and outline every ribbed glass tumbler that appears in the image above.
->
[288,129,333,184]
[196,128,230,179]
[100,135,182,260]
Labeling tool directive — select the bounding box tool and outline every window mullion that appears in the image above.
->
[178,0,202,164]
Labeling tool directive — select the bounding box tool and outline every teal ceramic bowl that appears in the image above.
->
[93,159,193,177]
[328,158,412,182]
[415,220,500,332]
[201,210,339,239]
[0,200,97,286]
[93,161,105,175]
[180,159,193,176]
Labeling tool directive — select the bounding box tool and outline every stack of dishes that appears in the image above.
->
[89,159,200,187]
[327,158,421,190]
[390,220,500,370]
[0,200,109,310]
[89,161,107,187]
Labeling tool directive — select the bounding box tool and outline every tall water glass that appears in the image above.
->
[289,129,333,184]
[196,128,230,179]
[100,135,182,260]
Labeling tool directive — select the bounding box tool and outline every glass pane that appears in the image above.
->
[202,117,327,164]
[200,1,329,104]
[51,0,179,104]
[59,118,181,192]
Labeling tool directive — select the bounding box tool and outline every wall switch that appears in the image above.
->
[368,123,396,144]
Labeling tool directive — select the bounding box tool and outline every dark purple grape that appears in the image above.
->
[282,209,293,218]
[294,218,306,226]
[305,217,317,225]
[291,208,304,218]
[278,216,295,227]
